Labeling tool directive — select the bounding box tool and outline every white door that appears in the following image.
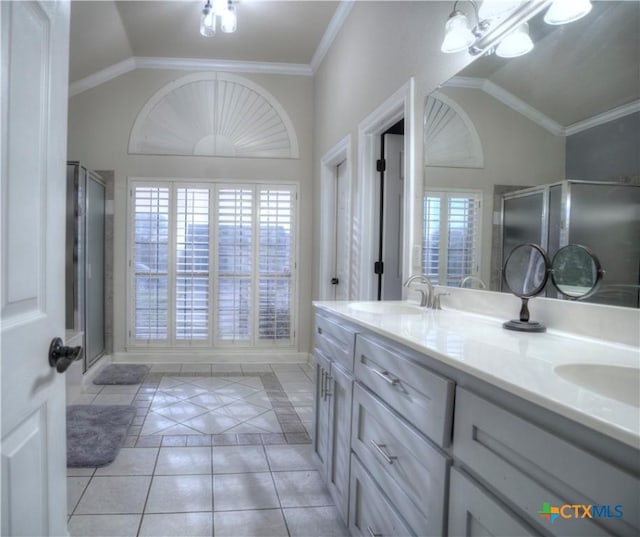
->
[332,161,349,300]
[381,134,404,300]
[1,1,71,535]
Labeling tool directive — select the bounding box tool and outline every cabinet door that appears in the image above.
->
[312,350,331,477]
[449,468,539,537]
[327,362,353,523]
[349,456,413,537]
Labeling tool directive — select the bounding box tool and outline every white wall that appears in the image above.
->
[67,69,314,355]
[425,87,566,285]
[312,1,475,300]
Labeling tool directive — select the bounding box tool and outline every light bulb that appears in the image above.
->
[478,0,524,21]
[441,11,475,53]
[212,0,227,16]
[221,4,237,33]
[200,3,215,37]
[544,0,592,25]
[495,22,534,58]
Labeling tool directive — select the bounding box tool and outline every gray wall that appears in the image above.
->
[566,112,640,182]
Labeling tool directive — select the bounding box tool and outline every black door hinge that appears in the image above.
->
[331,278,339,285]
[376,159,386,173]
[374,261,384,275]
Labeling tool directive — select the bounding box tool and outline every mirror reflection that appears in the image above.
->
[422,0,640,308]
[502,243,549,333]
[504,243,549,298]
[551,244,603,299]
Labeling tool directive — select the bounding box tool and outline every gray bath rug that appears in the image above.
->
[67,405,136,467]
[93,364,149,385]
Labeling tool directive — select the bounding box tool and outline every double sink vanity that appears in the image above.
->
[311,300,639,537]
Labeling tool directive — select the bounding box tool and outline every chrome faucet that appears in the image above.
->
[403,274,434,308]
[460,275,486,289]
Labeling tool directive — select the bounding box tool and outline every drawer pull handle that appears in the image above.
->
[370,440,397,464]
[367,526,382,537]
[371,368,399,386]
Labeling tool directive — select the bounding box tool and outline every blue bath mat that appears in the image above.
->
[66,405,136,467]
[93,364,149,385]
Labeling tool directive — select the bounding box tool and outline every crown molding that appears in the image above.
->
[69,57,137,97]
[69,56,313,97]
[564,100,640,136]
[446,76,564,135]
[68,1,352,97]
[445,77,640,137]
[135,57,312,76]
[310,0,354,74]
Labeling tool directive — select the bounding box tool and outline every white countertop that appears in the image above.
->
[313,301,640,449]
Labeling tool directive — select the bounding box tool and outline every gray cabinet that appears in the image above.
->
[312,312,357,523]
[350,333,454,536]
[354,333,454,448]
[312,308,639,537]
[448,468,538,537]
[452,388,640,537]
[351,384,449,536]
[349,456,413,537]
[313,349,331,478]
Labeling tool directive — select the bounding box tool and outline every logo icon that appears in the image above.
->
[538,502,560,523]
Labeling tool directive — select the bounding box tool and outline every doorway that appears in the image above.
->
[377,120,405,300]
[355,79,416,301]
[319,135,352,301]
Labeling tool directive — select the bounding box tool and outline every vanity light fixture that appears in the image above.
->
[200,0,237,37]
[495,22,534,57]
[441,1,490,53]
[441,0,592,57]
[544,0,592,25]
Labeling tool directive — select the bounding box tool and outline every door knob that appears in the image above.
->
[48,337,83,373]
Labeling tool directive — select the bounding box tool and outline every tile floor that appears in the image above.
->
[67,362,349,537]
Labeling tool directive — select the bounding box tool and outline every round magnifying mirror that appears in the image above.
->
[502,243,550,333]
[551,244,603,300]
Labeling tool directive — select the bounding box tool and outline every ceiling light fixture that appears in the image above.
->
[200,0,237,37]
[440,0,592,58]
[544,0,592,25]
[495,22,534,57]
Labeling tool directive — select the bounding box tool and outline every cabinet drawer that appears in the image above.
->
[454,388,640,537]
[449,468,539,537]
[354,334,454,447]
[315,313,357,372]
[351,384,448,536]
[349,455,413,537]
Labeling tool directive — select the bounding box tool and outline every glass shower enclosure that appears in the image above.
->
[66,161,106,370]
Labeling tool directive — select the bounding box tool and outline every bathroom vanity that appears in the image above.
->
[312,302,639,537]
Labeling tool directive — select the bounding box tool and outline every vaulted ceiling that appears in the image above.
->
[69,0,340,82]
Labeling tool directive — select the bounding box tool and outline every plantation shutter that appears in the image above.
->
[133,186,170,341]
[175,188,210,341]
[258,187,295,342]
[423,191,481,286]
[216,186,253,343]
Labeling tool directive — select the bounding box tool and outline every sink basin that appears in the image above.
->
[554,364,640,407]
[348,302,423,315]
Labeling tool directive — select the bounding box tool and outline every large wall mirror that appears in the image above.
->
[423,0,640,308]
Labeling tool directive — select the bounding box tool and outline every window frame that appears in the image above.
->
[127,178,299,350]
[422,188,483,287]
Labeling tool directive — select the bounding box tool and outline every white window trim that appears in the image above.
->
[423,188,483,286]
[126,177,299,351]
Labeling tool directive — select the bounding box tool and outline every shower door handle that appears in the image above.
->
[48,337,83,373]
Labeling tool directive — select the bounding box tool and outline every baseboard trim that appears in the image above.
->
[111,351,311,364]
